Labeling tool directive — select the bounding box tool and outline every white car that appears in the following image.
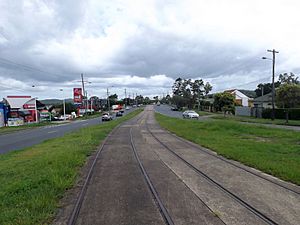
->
[182,110,199,119]
[102,112,113,121]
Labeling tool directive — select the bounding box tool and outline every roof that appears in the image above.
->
[254,93,272,102]
[5,96,33,109]
[224,89,256,98]
[225,89,253,100]
[4,96,45,109]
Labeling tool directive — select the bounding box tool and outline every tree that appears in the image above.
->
[171,95,189,109]
[204,82,213,96]
[276,84,300,123]
[56,102,76,115]
[255,82,280,97]
[278,72,299,85]
[135,95,144,105]
[172,77,208,109]
[213,92,235,116]
[143,97,151,105]
[108,94,118,106]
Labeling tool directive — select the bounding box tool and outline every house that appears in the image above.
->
[225,89,254,107]
[253,93,273,109]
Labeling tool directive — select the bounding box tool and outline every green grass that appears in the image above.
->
[212,114,300,126]
[0,109,142,225]
[0,122,60,135]
[156,113,300,185]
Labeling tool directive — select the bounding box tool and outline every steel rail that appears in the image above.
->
[67,110,145,225]
[147,124,279,225]
[152,121,300,195]
[67,125,120,225]
[130,128,174,225]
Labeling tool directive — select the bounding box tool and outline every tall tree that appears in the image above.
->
[204,82,213,96]
[278,72,299,85]
[276,83,300,123]
[255,82,280,97]
[172,77,208,108]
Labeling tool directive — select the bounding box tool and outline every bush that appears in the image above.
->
[262,108,300,120]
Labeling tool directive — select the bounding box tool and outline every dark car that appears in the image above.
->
[116,111,123,117]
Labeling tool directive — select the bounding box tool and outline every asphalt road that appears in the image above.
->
[154,104,183,118]
[0,109,134,154]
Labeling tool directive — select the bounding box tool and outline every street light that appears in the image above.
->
[59,89,66,120]
[262,49,279,121]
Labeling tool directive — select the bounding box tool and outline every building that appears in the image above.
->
[3,96,45,124]
[225,89,254,107]
[253,93,273,109]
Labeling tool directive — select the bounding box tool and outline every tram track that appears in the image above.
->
[67,124,121,225]
[155,124,300,195]
[67,112,146,225]
[146,123,279,225]
[130,128,174,225]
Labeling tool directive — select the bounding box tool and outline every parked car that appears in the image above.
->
[102,112,113,121]
[182,110,199,119]
[116,111,123,117]
[171,106,179,111]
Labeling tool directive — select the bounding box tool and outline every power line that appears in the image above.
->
[213,75,271,93]
[0,57,67,78]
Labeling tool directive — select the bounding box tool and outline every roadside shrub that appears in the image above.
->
[262,108,300,120]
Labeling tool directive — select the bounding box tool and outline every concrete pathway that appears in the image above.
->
[55,106,300,225]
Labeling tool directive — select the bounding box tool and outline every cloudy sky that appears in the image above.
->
[0,0,299,100]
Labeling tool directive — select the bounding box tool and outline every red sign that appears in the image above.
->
[73,88,83,103]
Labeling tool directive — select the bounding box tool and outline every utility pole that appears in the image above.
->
[267,49,279,120]
[81,73,87,116]
[136,92,138,105]
[107,88,110,112]
[125,88,127,108]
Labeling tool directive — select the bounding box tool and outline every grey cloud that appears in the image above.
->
[107,26,267,79]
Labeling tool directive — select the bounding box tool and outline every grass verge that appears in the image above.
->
[0,109,143,225]
[0,122,58,135]
[212,114,300,126]
[155,113,300,185]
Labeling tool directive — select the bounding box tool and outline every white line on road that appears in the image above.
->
[81,123,89,126]
[48,130,58,134]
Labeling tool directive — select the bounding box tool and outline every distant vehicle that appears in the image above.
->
[157,102,160,106]
[102,112,113,121]
[171,106,179,111]
[182,110,199,119]
[125,106,130,110]
[116,111,123,117]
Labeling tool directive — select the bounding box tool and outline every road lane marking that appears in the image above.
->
[48,130,58,134]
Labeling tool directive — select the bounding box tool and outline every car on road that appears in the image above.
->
[182,110,199,119]
[171,105,179,111]
[116,111,123,117]
[102,112,113,121]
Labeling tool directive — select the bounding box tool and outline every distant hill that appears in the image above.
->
[40,98,74,105]
[238,90,257,98]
